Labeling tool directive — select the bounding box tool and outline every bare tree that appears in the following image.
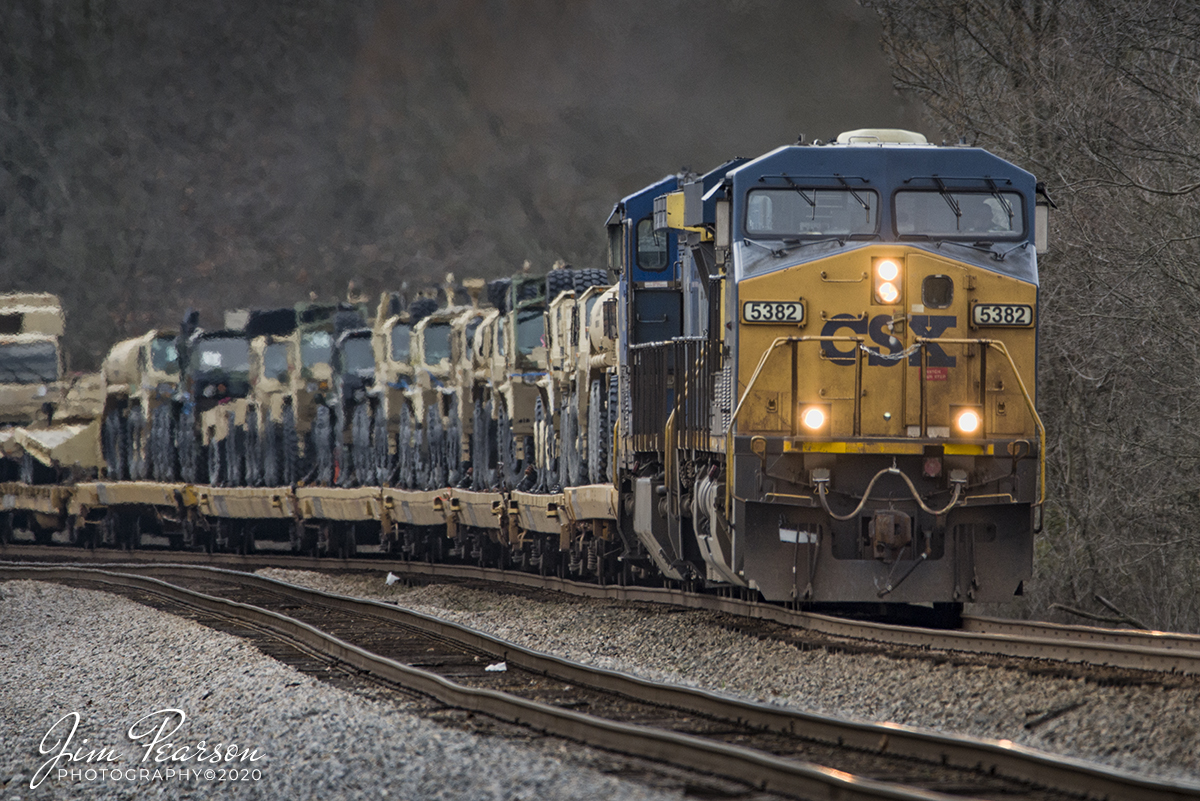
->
[866,0,1200,630]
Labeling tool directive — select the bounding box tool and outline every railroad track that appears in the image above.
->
[3,562,1199,801]
[5,543,1200,678]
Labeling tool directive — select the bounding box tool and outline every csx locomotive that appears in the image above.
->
[1,129,1046,616]
[620,128,1044,607]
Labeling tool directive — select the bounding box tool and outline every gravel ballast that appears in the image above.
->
[258,569,1200,785]
[0,580,685,801]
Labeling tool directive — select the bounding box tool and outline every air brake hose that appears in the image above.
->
[814,464,965,522]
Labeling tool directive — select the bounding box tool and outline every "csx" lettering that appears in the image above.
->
[819,314,956,367]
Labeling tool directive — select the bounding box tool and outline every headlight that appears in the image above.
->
[873,257,902,305]
[953,407,982,435]
[800,405,828,431]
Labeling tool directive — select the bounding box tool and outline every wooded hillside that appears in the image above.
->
[1,0,918,368]
[869,0,1200,630]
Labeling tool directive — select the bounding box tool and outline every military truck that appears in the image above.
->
[479,270,548,490]
[101,330,180,481]
[0,293,103,482]
[542,269,614,488]
[175,323,254,486]
[330,321,378,486]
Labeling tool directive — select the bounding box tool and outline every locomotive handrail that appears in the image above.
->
[914,337,1045,507]
[725,335,864,518]
[727,335,865,433]
[723,335,1044,520]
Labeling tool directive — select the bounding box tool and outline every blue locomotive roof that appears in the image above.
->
[607,174,677,226]
[728,143,1039,284]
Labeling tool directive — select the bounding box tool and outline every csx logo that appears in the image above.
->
[820,314,956,367]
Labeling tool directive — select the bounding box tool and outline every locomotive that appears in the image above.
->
[1,129,1046,616]
[617,128,1045,606]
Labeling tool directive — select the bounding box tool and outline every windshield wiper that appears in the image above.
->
[834,174,872,211]
[985,177,1015,227]
[743,234,877,257]
[933,176,962,224]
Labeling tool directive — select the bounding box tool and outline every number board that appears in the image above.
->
[742,301,804,324]
[972,303,1034,327]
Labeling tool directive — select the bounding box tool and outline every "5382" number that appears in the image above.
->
[972,303,1034,327]
[743,301,804,324]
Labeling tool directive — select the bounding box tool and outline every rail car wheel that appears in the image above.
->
[337,524,358,559]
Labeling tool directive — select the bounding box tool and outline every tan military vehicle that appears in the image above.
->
[529,267,611,491]
[480,271,546,490]
[544,274,616,488]
[404,282,471,490]
[101,330,180,480]
[0,293,103,482]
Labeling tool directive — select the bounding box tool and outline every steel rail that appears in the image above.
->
[5,562,1200,800]
[961,615,1200,655]
[0,563,983,801]
[5,546,1200,674]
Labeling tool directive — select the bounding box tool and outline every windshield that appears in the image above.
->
[341,337,375,375]
[301,330,333,367]
[193,337,250,373]
[517,309,544,355]
[746,188,877,237]
[423,323,452,365]
[636,216,668,270]
[895,191,1024,239]
[263,342,289,382]
[390,323,411,363]
[149,337,179,374]
[0,341,58,383]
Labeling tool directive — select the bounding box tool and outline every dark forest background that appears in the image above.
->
[0,0,920,369]
[7,0,1200,630]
